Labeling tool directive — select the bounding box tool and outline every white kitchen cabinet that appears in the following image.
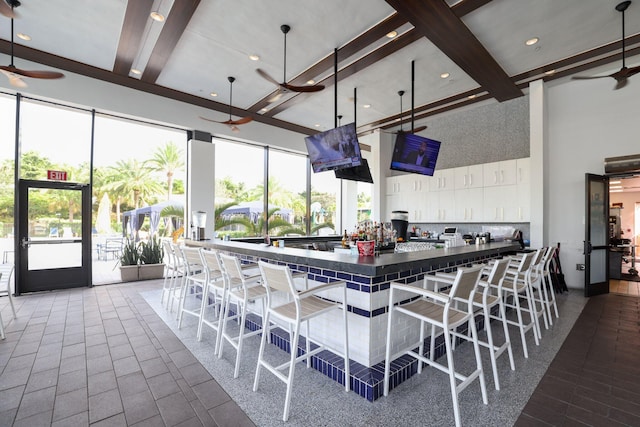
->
[454,188,484,222]
[483,185,518,222]
[483,160,517,187]
[429,169,454,192]
[426,190,455,222]
[453,164,483,189]
[516,157,530,185]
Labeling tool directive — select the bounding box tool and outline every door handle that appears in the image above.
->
[583,241,592,255]
[21,237,30,249]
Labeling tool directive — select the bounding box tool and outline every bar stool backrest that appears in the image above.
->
[514,251,535,273]
[451,266,484,302]
[180,247,203,275]
[486,257,511,287]
[199,249,223,277]
[218,253,247,289]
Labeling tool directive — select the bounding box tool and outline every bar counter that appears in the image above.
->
[185,238,520,400]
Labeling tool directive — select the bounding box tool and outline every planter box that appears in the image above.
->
[120,265,139,282]
[139,263,165,280]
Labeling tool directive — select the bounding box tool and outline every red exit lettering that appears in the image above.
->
[47,170,68,181]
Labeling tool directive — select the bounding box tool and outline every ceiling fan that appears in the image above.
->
[0,0,17,18]
[572,0,640,90]
[256,24,325,103]
[0,1,64,88]
[200,76,253,132]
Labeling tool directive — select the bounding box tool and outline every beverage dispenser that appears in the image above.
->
[391,210,409,242]
[192,211,207,240]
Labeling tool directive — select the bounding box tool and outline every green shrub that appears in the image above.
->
[120,238,140,266]
[140,236,164,265]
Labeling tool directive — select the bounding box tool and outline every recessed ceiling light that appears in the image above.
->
[386,30,398,39]
[314,124,321,127]
[610,180,622,184]
[544,69,556,76]
[150,11,165,22]
[249,54,260,61]
[440,72,450,79]
[525,37,539,46]
[210,92,218,97]
[17,33,31,41]
[307,79,315,85]
[260,108,268,112]
[610,185,623,189]
[468,94,476,99]
[363,104,371,109]
[130,68,142,75]
[610,189,623,193]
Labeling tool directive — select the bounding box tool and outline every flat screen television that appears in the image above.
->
[334,158,373,183]
[304,122,362,173]
[390,132,441,176]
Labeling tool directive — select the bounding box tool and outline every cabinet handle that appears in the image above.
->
[469,208,473,220]
[442,177,446,188]
[501,207,504,220]
[518,168,522,183]
[518,207,522,220]
[494,171,498,185]
[494,207,498,220]
[463,175,467,187]
[469,174,473,187]
[500,170,504,183]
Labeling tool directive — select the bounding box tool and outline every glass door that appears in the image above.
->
[17,179,91,294]
[584,173,609,297]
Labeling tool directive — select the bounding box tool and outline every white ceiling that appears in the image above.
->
[1,0,640,135]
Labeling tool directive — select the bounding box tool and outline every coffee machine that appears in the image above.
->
[191,211,207,240]
[391,210,409,242]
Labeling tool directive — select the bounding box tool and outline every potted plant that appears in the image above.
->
[138,235,165,280]
[119,238,140,281]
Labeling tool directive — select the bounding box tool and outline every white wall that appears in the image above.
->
[546,74,640,289]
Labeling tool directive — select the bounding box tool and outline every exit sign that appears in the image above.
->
[47,170,68,181]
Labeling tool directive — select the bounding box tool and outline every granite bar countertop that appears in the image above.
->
[185,239,520,277]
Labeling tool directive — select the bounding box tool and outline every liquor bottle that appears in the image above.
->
[342,230,348,248]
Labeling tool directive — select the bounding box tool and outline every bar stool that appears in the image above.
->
[218,253,267,379]
[177,247,206,329]
[527,248,550,334]
[0,264,16,320]
[0,272,4,339]
[541,246,560,321]
[196,248,226,354]
[253,261,350,422]
[384,265,487,427]
[160,240,177,306]
[166,242,187,313]
[502,251,539,358]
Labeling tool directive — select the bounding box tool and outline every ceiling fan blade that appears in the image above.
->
[0,68,27,88]
[410,125,427,133]
[614,77,628,90]
[625,65,640,78]
[0,2,17,18]
[0,65,64,80]
[256,68,281,86]
[198,116,223,123]
[281,82,325,93]
[571,75,613,80]
[223,116,253,126]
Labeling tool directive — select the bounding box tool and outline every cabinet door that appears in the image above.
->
[516,181,530,222]
[516,158,530,185]
[430,169,454,191]
[483,185,517,222]
[453,166,469,190]
[437,190,455,222]
[386,176,403,195]
[467,164,484,188]
[483,160,517,186]
[455,188,484,222]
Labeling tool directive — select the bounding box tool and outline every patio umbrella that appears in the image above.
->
[96,193,112,234]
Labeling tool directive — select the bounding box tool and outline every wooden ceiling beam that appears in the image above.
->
[141,0,200,83]
[385,0,522,102]
[113,0,154,75]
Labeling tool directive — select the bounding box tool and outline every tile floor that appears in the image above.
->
[0,277,634,426]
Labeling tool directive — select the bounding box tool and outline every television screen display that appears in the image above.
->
[304,122,362,173]
[334,158,373,183]
[390,133,441,176]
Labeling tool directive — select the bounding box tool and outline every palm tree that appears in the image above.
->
[235,207,293,237]
[149,142,184,199]
[104,159,164,209]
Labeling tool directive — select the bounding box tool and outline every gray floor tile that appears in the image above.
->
[3,353,36,371]
[25,367,59,394]
[90,412,127,427]
[169,348,200,369]
[51,411,89,427]
[113,355,141,377]
[129,414,165,427]
[209,401,255,427]
[59,354,86,375]
[88,370,118,396]
[147,372,182,400]
[116,371,150,398]
[109,343,135,361]
[61,342,86,359]
[86,342,110,360]
[15,386,56,421]
[0,367,31,391]
[175,416,205,427]
[89,388,123,424]
[52,388,88,422]
[85,332,108,347]
[106,333,130,349]
[132,343,160,362]
[192,380,230,411]
[140,356,170,379]
[122,389,160,425]
[63,332,85,347]
[12,409,52,427]
[32,353,62,373]
[157,391,197,427]
[0,385,25,413]
[57,368,87,395]
[87,354,113,376]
